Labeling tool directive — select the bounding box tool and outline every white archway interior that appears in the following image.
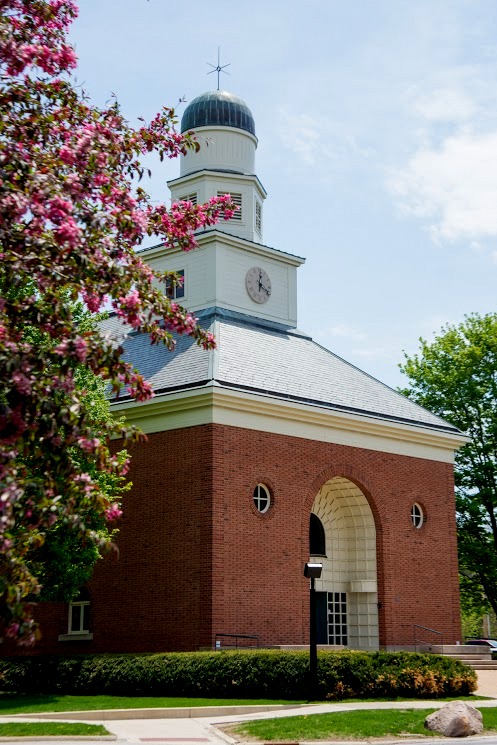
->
[311,476,379,650]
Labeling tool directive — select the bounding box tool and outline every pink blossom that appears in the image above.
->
[77,437,100,453]
[105,503,123,521]
[82,290,104,313]
[54,339,70,356]
[55,217,81,247]
[60,145,76,164]
[11,372,32,395]
[73,336,88,362]
[5,623,20,639]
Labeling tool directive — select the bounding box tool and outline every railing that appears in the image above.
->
[214,633,259,650]
[414,623,443,651]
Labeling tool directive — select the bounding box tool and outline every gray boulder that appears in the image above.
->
[425,701,483,737]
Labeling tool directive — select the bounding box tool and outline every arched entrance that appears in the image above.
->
[310,476,379,650]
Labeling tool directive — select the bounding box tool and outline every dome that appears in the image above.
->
[181,90,256,136]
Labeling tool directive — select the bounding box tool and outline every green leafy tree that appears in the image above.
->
[399,313,497,617]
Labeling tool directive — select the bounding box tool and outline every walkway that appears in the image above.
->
[1,671,496,744]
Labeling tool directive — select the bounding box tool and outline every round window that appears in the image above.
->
[253,483,271,513]
[411,503,424,529]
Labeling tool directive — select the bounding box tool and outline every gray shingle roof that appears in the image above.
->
[101,308,459,434]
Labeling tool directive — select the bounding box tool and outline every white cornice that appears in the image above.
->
[184,124,259,146]
[168,169,267,197]
[138,231,305,267]
[112,384,468,464]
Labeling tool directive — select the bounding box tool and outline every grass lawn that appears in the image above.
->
[230,707,497,741]
[0,722,109,737]
[0,693,306,715]
[0,692,488,716]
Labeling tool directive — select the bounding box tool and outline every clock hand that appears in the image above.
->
[260,284,271,296]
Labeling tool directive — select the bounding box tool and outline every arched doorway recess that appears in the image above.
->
[310,476,379,650]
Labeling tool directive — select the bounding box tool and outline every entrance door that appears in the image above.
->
[315,591,348,645]
[328,592,348,645]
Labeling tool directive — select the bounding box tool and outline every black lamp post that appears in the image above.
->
[304,562,323,699]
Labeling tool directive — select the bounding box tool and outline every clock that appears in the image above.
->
[245,267,271,304]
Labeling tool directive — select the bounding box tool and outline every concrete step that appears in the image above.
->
[468,664,497,670]
[435,652,492,660]
[417,644,493,660]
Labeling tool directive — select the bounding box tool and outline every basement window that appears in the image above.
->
[69,589,90,634]
[58,588,93,641]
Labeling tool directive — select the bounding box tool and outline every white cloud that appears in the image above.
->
[279,112,321,166]
[388,129,497,244]
[278,110,370,169]
[412,87,477,123]
[315,323,366,342]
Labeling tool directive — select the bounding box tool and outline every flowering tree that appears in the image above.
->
[0,0,235,644]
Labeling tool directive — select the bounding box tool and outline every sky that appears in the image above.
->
[69,0,497,388]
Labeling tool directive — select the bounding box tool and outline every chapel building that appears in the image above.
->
[5,90,465,654]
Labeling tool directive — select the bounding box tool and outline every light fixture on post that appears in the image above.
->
[304,562,323,699]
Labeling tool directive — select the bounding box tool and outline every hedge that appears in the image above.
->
[0,650,477,700]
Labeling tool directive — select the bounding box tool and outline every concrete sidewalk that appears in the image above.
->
[1,670,497,744]
[3,702,497,745]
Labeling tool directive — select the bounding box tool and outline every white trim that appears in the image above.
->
[139,230,305,267]
[112,384,467,463]
[67,599,90,635]
[58,633,93,642]
[179,123,259,143]
[168,169,266,198]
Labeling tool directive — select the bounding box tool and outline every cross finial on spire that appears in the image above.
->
[207,47,230,90]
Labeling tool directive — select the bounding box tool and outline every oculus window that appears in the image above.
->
[411,503,424,529]
[253,484,270,513]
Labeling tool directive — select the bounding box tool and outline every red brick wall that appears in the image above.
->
[2,422,461,656]
[209,425,461,649]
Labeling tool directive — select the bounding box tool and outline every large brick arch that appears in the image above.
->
[304,472,380,649]
[306,462,381,531]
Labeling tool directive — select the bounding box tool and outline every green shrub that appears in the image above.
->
[0,650,476,700]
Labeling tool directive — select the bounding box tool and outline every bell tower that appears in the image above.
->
[144,90,305,327]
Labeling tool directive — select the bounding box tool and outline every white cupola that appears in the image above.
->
[167,91,266,245]
[144,89,305,327]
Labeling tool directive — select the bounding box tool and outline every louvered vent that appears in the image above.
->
[179,192,197,205]
[255,200,262,234]
[217,191,242,221]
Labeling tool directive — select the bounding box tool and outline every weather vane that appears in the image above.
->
[207,47,230,90]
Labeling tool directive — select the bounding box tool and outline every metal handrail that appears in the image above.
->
[414,623,443,651]
[214,632,259,650]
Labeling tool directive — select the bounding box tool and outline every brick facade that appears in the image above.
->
[2,422,461,656]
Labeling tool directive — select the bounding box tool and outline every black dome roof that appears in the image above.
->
[181,91,255,136]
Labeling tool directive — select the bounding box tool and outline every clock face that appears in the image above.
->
[246,267,272,304]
